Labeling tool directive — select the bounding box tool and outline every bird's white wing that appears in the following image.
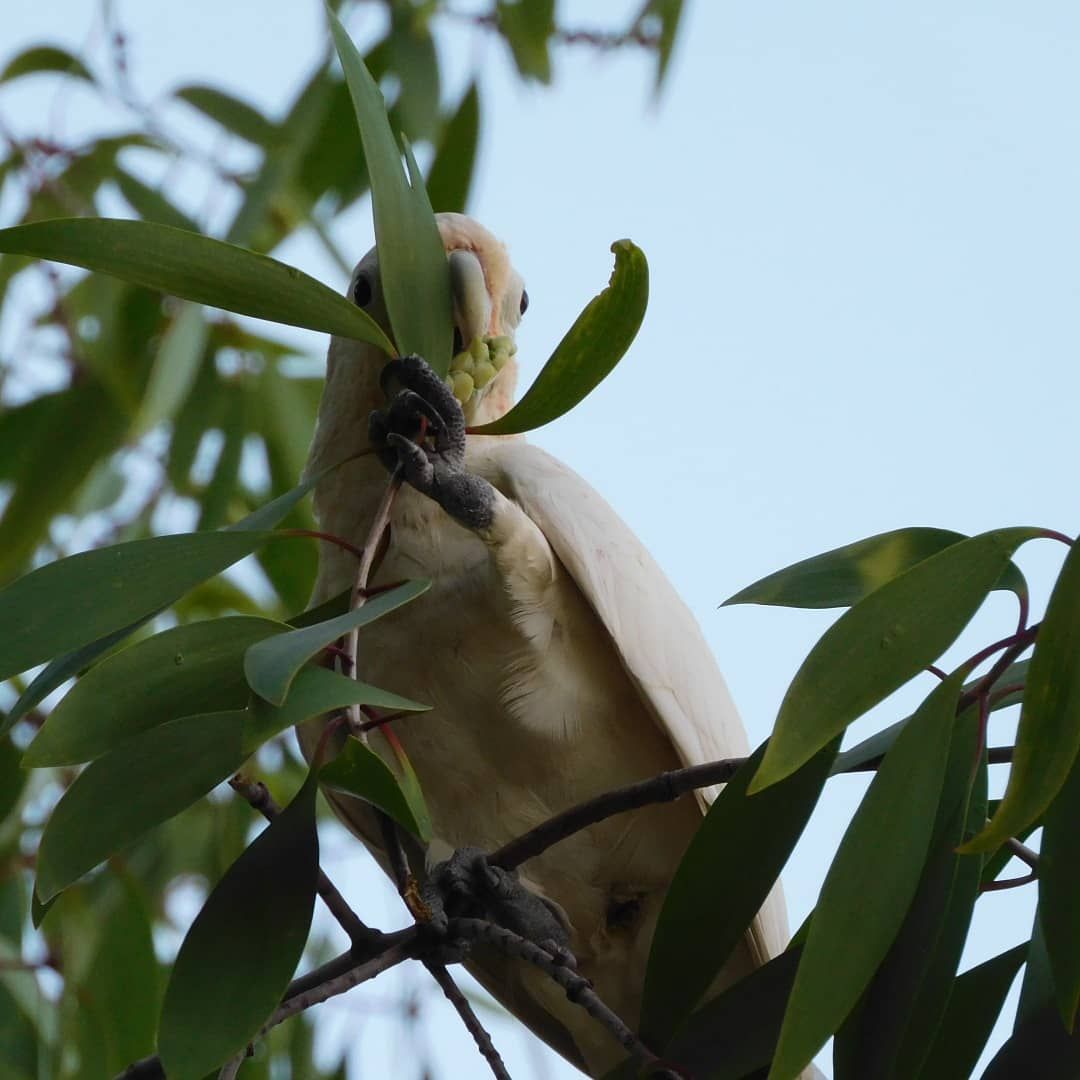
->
[496,438,789,960]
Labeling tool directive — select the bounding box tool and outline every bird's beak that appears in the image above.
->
[448,249,492,348]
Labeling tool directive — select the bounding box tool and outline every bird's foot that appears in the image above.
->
[422,847,573,956]
[369,355,496,530]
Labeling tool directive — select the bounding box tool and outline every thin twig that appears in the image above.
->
[493,746,1018,871]
[1005,836,1040,872]
[256,939,417,1038]
[449,917,658,1068]
[229,773,382,950]
[424,958,513,1079]
[345,470,403,736]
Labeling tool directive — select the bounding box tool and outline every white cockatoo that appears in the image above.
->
[300,214,791,1077]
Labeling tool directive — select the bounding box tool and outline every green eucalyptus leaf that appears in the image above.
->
[36,710,249,901]
[751,528,1039,792]
[175,84,277,146]
[473,240,649,436]
[768,671,964,1080]
[964,537,1080,852]
[328,9,452,373]
[0,218,394,352]
[833,659,1028,775]
[833,712,985,1080]
[0,45,93,84]
[918,945,1026,1080]
[243,665,429,757]
[0,530,283,683]
[725,527,1027,610]
[496,0,555,83]
[1040,749,1080,1027]
[24,616,288,767]
[114,168,200,232]
[2,469,329,737]
[321,734,432,841]
[243,579,431,705]
[980,1003,1080,1079]
[426,84,479,214]
[158,772,319,1080]
[134,302,210,436]
[641,738,837,1046]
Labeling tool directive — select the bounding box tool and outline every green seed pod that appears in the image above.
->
[469,336,488,363]
[449,350,470,373]
[473,360,497,388]
[488,335,513,355]
[450,371,475,403]
[491,348,509,371]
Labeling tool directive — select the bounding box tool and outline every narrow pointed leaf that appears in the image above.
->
[0,46,93,84]
[725,527,1026,609]
[2,470,330,735]
[981,1004,1080,1078]
[833,659,1027,775]
[328,9,452,373]
[24,616,288,767]
[36,710,248,901]
[0,218,394,352]
[114,168,200,232]
[833,712,985,1079]
[133,302,209,435]
[158,772,319,1080]
[175,85,277,146]
[768,671,963,1080]
[641,738,837,1046]
[321,734,432,841]
[917,945,1026,1080]
[472,240,649,435]
[243,579,431,705]
[242,665,429,757]
[751,528,1039,792]
[1040,750,1080,1027]
[964,537,1080,852]
[426,84,480,214]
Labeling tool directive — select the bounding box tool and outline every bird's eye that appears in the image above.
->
[352,274,373,307]
[519,289,529,316]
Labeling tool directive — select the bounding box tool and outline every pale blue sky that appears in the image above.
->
[3,1,1078,1076]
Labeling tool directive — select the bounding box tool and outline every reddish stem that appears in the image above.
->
[281,529,365,561]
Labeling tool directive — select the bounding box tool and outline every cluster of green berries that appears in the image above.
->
[447,335,516,404]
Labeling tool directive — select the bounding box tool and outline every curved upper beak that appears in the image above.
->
[448,249,492,347]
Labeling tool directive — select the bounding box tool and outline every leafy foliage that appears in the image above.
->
[1,4,1074,1080]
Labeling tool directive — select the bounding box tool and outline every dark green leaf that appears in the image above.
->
[473,240,649,435]
[833,711,985,1079]
[328,9,453,373]
[158,773,319,1080]
[1040,747,1080,1027]
[639,949,802,1080]
[1018,909,1055,1029]
[2,470,326,737]
[496,0,555,83]
[0,530,284,682]
[635,0,685,91]
[918,945,1025,1080]
[833,659,1027,776]
[36,710,248,901]
[0,218,394,352]
[387,9,441,142]
[751,528,1039,792]
[981,1003,1080,1079]
[24,616,287,767]
[965,537,1080,852]
[725,527,1026,610]
[321,734,432,841]
[80,872,159,1073]
[114,168,200,232]
[175,85,277,146]
[641,738,837,1046]
[426,84,479,214]
[0,45,93,84]
[196,388,246,530]
[243,665,430,757]
[243,579,431,704]
[769,671,964,1080]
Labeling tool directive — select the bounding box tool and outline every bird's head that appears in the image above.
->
[343,212,528,425]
